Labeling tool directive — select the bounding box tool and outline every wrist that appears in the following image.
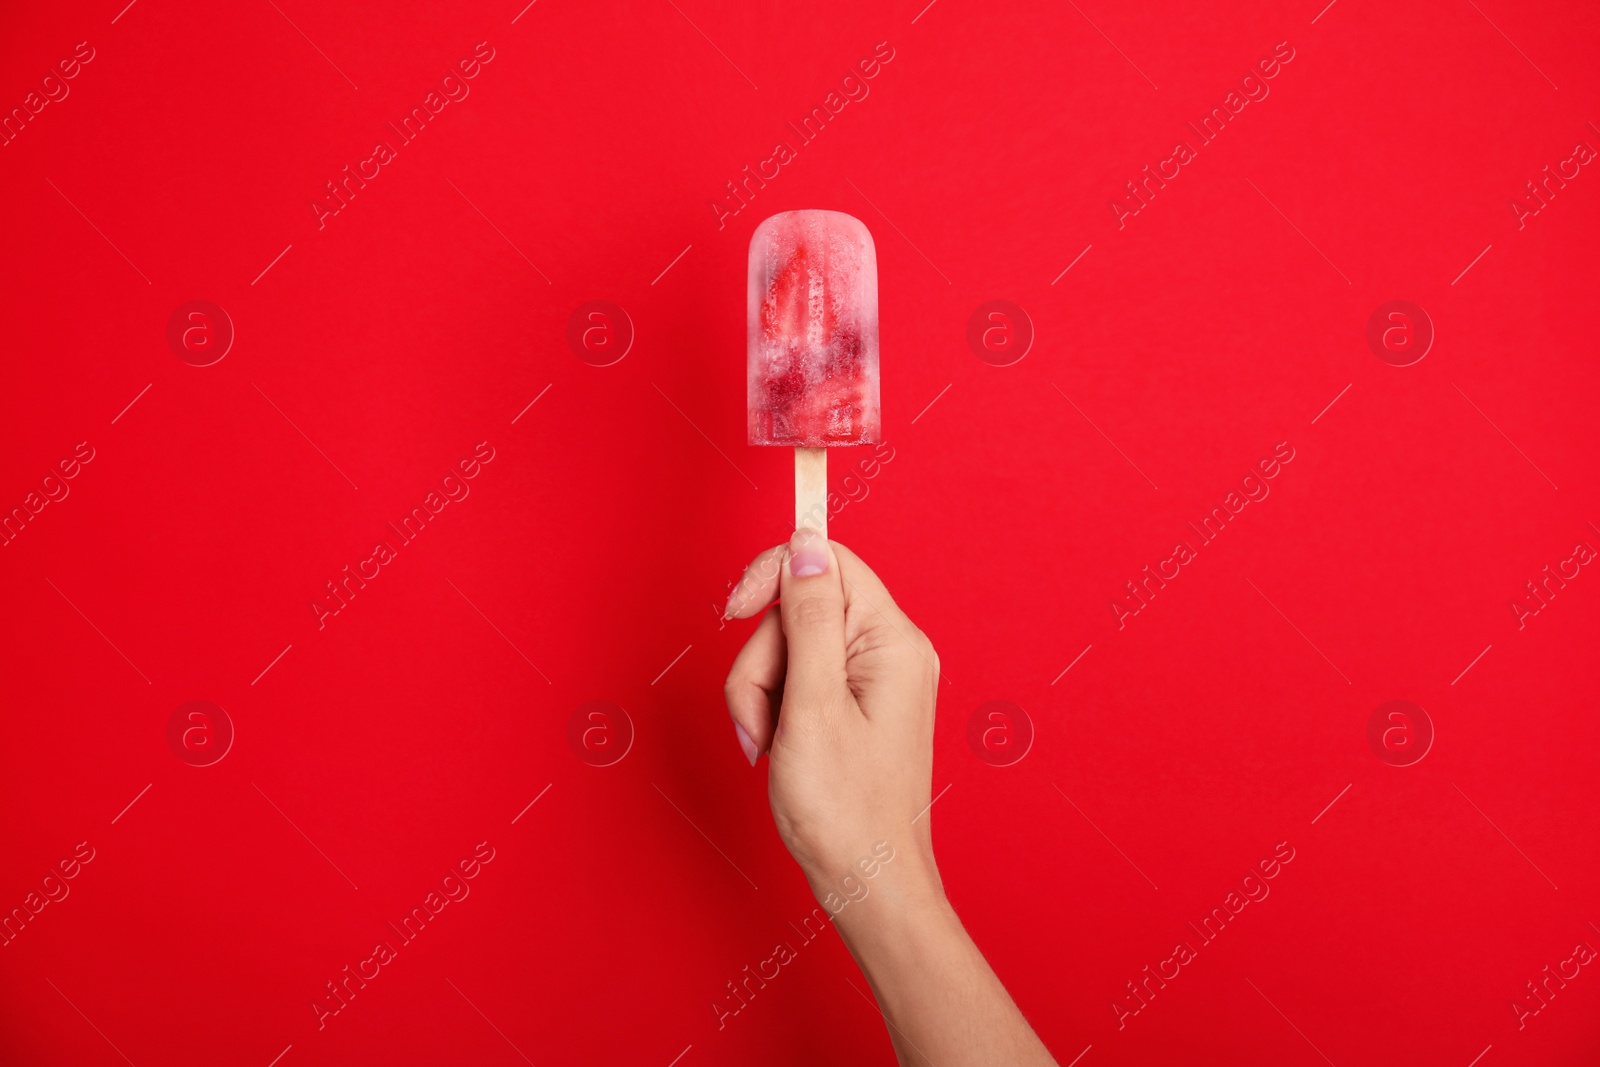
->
[807,846,948,943]
[827,861,963,1008]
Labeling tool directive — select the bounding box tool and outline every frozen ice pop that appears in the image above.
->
[747,210,880,536]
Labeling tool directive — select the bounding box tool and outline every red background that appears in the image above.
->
[2,0,1598,1064]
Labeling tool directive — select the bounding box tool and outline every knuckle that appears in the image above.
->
[903,623,936,660]
[723,673,753,712]
[787,593,837,631]
[906,627,940,680]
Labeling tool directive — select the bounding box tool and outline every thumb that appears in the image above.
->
[778,528,849,712]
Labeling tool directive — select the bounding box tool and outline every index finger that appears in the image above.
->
[726,539,919,633]
[723,542,787,620]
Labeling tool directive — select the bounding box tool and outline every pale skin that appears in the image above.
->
[723,529,1058,1067]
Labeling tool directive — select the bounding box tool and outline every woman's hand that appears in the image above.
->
[722,529,943,907]
[722,529,1058,1067]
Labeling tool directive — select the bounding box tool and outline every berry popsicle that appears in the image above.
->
[747,210,880,537]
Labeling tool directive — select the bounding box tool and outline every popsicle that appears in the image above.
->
[747,210,880,538]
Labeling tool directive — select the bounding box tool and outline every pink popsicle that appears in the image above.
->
[747,211,880,447]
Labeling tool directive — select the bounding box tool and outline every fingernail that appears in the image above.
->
[789,529,828,578]
[734,721,758,766]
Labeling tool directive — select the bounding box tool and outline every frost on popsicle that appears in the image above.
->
[748,211,881,446]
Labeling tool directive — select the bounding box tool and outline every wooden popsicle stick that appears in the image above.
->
[794,447,827,538]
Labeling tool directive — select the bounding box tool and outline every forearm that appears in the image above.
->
[828,859,1057,1067]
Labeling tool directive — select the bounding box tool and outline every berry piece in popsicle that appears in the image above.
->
[747,211,880,447]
